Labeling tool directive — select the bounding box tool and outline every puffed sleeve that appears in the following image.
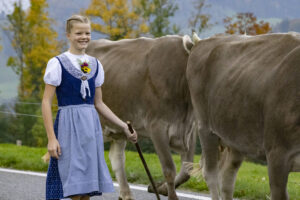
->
[43,57,62,86]
[95,59,105,87]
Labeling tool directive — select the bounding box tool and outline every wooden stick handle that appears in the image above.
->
[126,121,134,134]
[125,121,160,200]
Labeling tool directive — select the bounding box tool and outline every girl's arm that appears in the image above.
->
[42,84,61,159]
[94,87,137,143]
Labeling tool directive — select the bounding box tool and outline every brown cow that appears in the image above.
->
[187,32,300,200]
[86,35,196,200]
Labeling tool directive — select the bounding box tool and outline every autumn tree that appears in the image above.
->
[4,1,32,146]
[138,0,179,37]
[5,1,28,97]
[5,0,60,146]
[85,0,149,40]
[224,12,272,35]
[188,0,212,34]
[23,0,61,99]
[25,0,61,146]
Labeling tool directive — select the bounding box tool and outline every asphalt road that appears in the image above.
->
[0,168,212,200]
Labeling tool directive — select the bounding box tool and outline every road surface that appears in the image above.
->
[0,168,212,200]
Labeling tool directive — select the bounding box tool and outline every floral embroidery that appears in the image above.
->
[78,59,91,74]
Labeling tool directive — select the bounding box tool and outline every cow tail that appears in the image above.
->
[183,121,203,180]
[183,160,203,180]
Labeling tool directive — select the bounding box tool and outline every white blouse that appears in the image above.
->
[43,51,105,87]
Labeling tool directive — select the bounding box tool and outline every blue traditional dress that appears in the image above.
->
[44,53,114,199]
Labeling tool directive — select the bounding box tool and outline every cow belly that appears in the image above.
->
[215,129,265,160]
[207,91,265,158]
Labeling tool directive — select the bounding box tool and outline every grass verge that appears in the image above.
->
[0,143,300,199]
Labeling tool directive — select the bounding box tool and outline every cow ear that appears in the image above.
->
[183,35,194,54]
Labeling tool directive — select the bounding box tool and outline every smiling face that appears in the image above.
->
[67,22,91,54]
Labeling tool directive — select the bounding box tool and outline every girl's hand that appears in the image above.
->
[47,138,61,159]
[123,126,138,143]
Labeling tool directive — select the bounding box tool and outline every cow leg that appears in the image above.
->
[198,128,220,200]
[149,125,178,200]
[266,150,289,200]
[153,132,196,194]
[109,139,134,200]
[219,147,244,200]
[175,134,196,187]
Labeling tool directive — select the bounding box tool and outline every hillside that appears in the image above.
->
[273,18,300,32]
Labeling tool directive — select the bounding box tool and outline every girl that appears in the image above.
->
[42,14,137,200]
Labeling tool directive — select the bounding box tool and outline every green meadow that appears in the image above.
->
[0,143,300,200]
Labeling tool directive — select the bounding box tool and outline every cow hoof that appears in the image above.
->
[168,194,179,200]
[147,182,168,196]
[118,191,135,200]
[118,196,134,200]
[157,183,169,196]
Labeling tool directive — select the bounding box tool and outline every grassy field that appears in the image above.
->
[0,143,300,200]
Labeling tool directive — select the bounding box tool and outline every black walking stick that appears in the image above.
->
[127,121,161,200]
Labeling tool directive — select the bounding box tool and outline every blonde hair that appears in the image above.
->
[66,14,91,33]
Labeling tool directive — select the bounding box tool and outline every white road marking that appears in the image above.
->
[0,167,47,177]
[0,168,211,200]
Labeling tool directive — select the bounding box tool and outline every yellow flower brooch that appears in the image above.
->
[78,60,91,74]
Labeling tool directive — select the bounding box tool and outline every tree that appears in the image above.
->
[138,0,179,37]
[5,1,28,97]
[188,0,212,34]
[0,105,14,143]
[23,0,61,100]
[31,108,49,147]
[5,0,61,146]
[224,12,272,35]
[85,0,149,40]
